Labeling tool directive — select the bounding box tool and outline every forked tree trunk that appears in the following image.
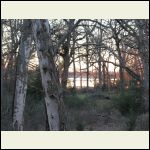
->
[13,20,32,130]
[32,19,66,130]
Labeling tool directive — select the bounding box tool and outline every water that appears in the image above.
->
[67,77,99,88]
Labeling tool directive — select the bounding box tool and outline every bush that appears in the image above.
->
[126,111,137,130]
[1,93,13,130]
[76,122,85,131]
[64,93,99,111]
[112,87,142,116]
[68,87,77,96]
[27,70,43,99]
[24,94,46,130]
[134,113,149,131]
[64,94,87,109]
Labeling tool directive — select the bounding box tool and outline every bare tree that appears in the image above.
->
[12,20,32,130]
[32,19,66,130]
[60,19,81,95]
[117,19,149,111]
[110,20,125,94]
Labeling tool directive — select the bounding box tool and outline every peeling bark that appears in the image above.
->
[13,20,32,131]
[32,19,66,130]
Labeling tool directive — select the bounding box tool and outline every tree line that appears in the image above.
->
[1,19,149,130]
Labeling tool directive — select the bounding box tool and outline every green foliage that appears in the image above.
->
[134,113,149,131]
[112,85,142,130]
[64,93,98,110]
[24,94,46,130]
[64,94,87,109]
[126,110,137,131]
[112,86,142,116]
[27,70,43,99]
[68,87,77,96]
[76,122,84,131]
[1,93,13,130]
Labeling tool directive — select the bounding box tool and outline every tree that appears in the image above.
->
[32,19,66,130]
[116,19,149,111]
[12,20,32,130]
[60,19,81,95]
[110,20,125,94]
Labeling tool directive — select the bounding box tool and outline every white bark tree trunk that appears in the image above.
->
[13,20,32,130]
[32,19,65,130]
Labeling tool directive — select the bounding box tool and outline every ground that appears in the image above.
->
[1,90,149,131]
[65,92,128,131]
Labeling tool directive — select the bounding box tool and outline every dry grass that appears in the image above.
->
[65,93,129,131]
[134,113,149,131]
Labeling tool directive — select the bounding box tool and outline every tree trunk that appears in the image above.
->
[61,34,71,96]
[61,55,70,95]
[102,62,106,90]
[13,20,32,130]
[86,36,89,89]
[106,63,110,91]
[136,20,149,112]
[73,56,76,88]
[61,20,74,95]
[72,34,76,89]
[97,27,103,87]
[141,57,149,112]
[116,42,125,94]
[79,56,82,88]
[1,20,4,96]
[113,59,117,87]
[119,60,125,94]
[98,50,102,86]
[32,19,66,130]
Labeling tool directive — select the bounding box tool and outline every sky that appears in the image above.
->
[29,50,119,73]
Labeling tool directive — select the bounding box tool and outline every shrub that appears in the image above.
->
[27,70,43,99]
[64,93,100,111]
[134,113,149,131]
[24,95,46,130]
[68,87,77,96]
[112,87,142,116]
[64,94,87,109]
[1,93,13,130]
[126,111,137,130]
[76,122,84,131]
